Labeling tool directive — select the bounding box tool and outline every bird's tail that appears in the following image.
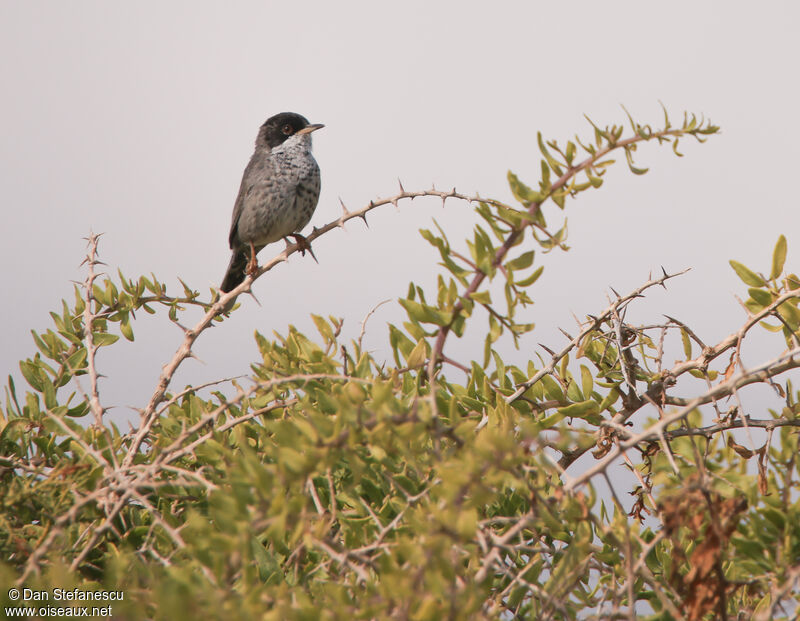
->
[219,250,249,293]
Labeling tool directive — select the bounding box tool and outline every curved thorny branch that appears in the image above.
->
[123,187,493,469]
[424,121,718,382]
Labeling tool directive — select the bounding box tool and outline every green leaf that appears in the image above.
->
[680,328,692,359]
[120,313,134,342]
[507,171,543,205]
[729,260,765,287]
[405,338,428,369]
[748,288,773,307]
[557,400,602,425]
[778,302,800,330]
[587,171,603,188]
[624,146,649,175]
[515,266,544,288]
[541,375,564,401]
[599,385,620,411]
[311,314,334,343]
[468,290,492,305]
[507,251,535,271]
[398,298,452,327]
[538,411,566,428]
[31,331,50,358]
[771,235,787,280]
[538,132,563,176]
[389,325,415,366]
[66,402,89,418]
[92,333,120,347]
[540,159,551,190]
[6,374,22,416]
[92,284,109,305]
[42,377,57,410]
[565,141,576,164]
[20,360,44,392]
[487,314,502,346]
[64,348,88,371]
[580,365,593,400]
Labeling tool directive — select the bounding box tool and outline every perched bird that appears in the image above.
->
[219,112,323,293]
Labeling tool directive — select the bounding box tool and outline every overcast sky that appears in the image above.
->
[1,2,798,429]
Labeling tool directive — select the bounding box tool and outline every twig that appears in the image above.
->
[565,346,800,492]
[507,269,690,402]
[81,232,105,427]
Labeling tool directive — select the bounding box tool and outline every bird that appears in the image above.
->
[219,112,323,294]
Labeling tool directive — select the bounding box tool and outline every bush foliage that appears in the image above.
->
[2,110,799,620]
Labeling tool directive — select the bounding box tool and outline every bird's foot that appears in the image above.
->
[288,233,318,264]
[246,242,259,277]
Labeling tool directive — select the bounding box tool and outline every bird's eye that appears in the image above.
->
[282,124,293,135]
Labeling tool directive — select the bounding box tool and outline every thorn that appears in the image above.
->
[83,231,105,243]
[187,351,206,365]
[558,327,573,340]
[359,214,369,228]
[339,197,350,215]
[398,178,405,193]
[609,286,621,299]
[539,343,556,357]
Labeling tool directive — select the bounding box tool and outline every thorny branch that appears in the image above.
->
[123,188,490,469]
[552,283,800,469]
[507,268,690,403]
[81,232,106,428]
[565,345,800,493]
[424,126,710,382]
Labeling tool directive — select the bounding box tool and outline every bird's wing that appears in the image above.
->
[228,153,264,250]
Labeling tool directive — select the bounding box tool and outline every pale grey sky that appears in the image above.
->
[2,1,798,423]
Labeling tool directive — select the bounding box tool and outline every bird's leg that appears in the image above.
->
[246,241,259,277]
[287,233,318,264]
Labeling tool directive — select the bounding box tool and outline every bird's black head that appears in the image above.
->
[257,112,324,149]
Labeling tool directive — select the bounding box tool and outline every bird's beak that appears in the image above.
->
[297,123,324,135]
